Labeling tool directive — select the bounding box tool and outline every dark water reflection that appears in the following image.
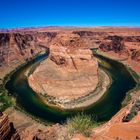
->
[5,52,136,123]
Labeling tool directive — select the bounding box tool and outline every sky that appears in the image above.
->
[0,0,140,28]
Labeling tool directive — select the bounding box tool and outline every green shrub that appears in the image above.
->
[122,94,132,107]
[122,99,140,122]
[0,84,14,111]
[66,113,97,137]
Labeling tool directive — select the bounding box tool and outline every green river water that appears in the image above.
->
[5,51,136,123]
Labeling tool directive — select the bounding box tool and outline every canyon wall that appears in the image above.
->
[1,28,139,72]
[0,31,56,78]
[99,34,140,76]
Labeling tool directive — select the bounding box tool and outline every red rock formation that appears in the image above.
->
[0,111,20,140]
[0,32,57,66]
[99,34,140,77]
[99,35,125,52]
[28,33,98,105]
[92,99,140,140]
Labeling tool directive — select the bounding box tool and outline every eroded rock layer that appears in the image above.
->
[28,33,98,102]
[99,35,140,75]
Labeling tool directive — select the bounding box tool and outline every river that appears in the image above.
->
[5,51,136,123]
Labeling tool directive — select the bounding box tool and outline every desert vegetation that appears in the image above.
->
[122,99,140,122]
[66,113,98,137]
[0,83,14,111]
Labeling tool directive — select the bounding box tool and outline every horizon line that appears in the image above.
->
[1,25,140,30]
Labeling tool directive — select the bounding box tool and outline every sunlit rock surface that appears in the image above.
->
[28,33,98,101]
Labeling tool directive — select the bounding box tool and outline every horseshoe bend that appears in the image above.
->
[28,33,110,109]
[0,27,140,140]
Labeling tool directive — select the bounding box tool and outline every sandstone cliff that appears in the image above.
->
[99,34,140,77]
[0,111,20,140]
[0,32,56,78]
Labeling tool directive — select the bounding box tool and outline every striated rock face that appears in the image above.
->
[99,35,125,52]
[124,36,140,61]
[99,33,140,73]
[28,33,98,103]
[0,32,56,78]
[131,50,140,61]
[0,32,56,66]
[99,35,140,62]
[73,30,107,48]
[0,111,20,140]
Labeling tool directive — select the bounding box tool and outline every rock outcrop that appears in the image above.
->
[99,35,125,52]
[28,33,98,105]
[0,111,20,140]
[0,32,57,66]
[0,31,56,78]
[99,34,140,77]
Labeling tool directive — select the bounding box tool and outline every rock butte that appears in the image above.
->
[28,33,98,102]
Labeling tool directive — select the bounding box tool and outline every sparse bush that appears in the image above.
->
[66,113,97,137]
[122,99,140,122]
[0,84,14,111]
[122,94,132,107]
